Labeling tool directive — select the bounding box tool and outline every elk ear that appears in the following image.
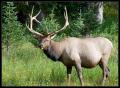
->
[46,35,51,40]
[47,32,56,39]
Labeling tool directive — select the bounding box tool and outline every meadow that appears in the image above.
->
[2,34,118,86]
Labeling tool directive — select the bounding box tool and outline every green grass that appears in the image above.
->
[2,35,118,86]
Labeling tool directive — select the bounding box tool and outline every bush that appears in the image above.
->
[67,11,84,37]
[91,16,118,39]
[36,8,60,35]
[65,8,98,37]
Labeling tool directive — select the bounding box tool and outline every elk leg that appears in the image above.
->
[75,62,84,86]
[105,67,110,78]
[99,60,109,85]
[67,66,72,85]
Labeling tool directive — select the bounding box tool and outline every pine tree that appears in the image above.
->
[2,2,24,57]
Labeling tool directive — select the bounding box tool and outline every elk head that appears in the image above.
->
[26,6,69,50]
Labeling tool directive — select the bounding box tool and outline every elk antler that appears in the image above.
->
[49,6,69,38]
[26,6,44,37]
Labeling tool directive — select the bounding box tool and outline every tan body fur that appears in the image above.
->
[49,37,112,68]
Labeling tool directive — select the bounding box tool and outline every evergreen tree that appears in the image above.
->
[2,2,24,56]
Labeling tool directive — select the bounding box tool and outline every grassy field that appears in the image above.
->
[2,35,118,86]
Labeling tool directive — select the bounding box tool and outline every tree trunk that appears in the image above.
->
[96,2,103,24]
[6,36,10,59]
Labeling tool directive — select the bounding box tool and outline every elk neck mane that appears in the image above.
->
[43,40,63,61]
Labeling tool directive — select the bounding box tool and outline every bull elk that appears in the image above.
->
[26,6,113,86]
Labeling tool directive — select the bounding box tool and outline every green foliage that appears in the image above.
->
[66,7,98,37]
[91,12,118,40]
[36,8,60,35]
[67,11,85,37]
[82,9,99,35]
[104,2,118,19]
[2,2,24,46]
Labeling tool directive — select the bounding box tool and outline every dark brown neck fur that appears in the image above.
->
[43,40,63,61]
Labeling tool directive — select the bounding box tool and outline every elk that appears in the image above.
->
[26,6,113,86]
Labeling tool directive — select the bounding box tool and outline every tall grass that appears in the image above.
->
[2,33,118,86]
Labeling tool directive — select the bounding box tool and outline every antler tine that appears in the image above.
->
[50,6,69,38]
[33,9,41,24]
[26,21,43,36]
[64,6,69,25]
[26,6,44,37]
[31,5,34,17]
